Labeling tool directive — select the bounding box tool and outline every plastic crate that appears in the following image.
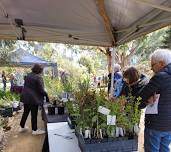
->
[76,129,138,152]
[0,107,13,117]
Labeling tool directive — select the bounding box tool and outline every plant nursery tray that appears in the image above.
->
[75,129,138,152]
[0,107,13,117]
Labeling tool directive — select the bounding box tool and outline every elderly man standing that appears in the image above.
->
[108,64,122,95]
[139,49,171,152]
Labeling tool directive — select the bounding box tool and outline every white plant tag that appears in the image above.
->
[115,127,119,137]
[133,123,140,136]
[62,98,68,102]
[85,129,91,138]
[99,129,103,139]
[98,106,110,115]
[13,102,19,108]
[69,98,75,101]
[119,127,124,136]
[107,115,116,125]
[67,117,71,124]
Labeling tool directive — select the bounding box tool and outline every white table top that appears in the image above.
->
[47,122,81,152]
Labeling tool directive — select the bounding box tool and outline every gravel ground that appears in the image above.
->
[1,110,45,152]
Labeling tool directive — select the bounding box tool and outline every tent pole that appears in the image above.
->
[96,0,116,45]
[110,47,116,97]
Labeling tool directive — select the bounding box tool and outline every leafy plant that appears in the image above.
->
[125,96,141,130]
[69,76,142,139]
[63,81,74,93]
[0,91,20,107]
[44,76,63,99]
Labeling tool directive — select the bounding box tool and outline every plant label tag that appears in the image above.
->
[69,98,75,101]
[107,115,116,125]
[62,98,68,102]
[63,92,68,98]
[98,106,110,115]
[67,117,71,125]
[55,107,58,114]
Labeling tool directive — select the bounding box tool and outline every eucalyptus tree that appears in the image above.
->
[161,27,171,49]
[0,40,16,64]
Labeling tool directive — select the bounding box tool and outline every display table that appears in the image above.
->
[47,122,81,152]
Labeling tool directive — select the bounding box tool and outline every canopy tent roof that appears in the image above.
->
[0,0,171,46]
[10,48,57,67]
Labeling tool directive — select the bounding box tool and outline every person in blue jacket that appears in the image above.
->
[108,64,122,95]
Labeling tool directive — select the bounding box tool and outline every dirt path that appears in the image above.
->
[3,110,45,152]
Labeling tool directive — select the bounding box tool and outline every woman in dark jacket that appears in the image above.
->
[120,67,148,97]
[19,64,48,135]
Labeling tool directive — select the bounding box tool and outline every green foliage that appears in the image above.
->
[162,27,171,49]
[44,76,63,99]
[30,42,107,79]
[74,77,96,128]
[0,91,20,107]
[79,56,95,74]
[125,96,141,132]
[0,40,16,64]
[115,27,167,70]
[62,81,74,93]
[135,28,166,61]
[67,77,142,138]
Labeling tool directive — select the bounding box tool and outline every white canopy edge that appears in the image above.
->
[0,0,170,46]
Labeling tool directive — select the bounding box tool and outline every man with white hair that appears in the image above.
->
[139,49,171,152]
[108,64,122,95]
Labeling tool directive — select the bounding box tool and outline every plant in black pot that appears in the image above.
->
[55,98,66,115]
[47,96,57,115]
[47,105,56,115]
[75,88,141,152]
[125,96,142,138]
[0,98,13,117]
[66,101,80,129]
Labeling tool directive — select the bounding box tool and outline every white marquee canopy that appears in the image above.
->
[0,0,171,46]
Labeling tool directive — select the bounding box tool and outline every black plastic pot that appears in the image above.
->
[1,107,13,117]
[48,106,55,115]
[75,128,138,152]
[58,106,65,115]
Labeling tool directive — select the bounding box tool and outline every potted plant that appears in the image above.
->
[0,98,13,117]
[73,85,141,152]
[0,91,20,116]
